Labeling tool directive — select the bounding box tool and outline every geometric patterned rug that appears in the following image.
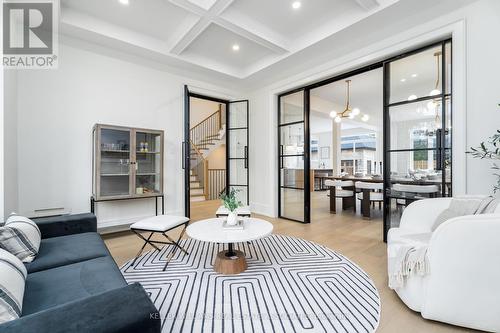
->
[120,234,380,333]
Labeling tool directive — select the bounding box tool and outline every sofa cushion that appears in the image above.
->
[0,249,27,323]
[24,232,110,274]
[0,215,41,263]
[22,256,127,315]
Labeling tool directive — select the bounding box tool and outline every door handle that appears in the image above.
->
[244,146,248,169]
[280,145,284,169]
[182,142,185,169]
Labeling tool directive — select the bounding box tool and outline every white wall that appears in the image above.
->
[248,0,500,217]
[189,97,222,129]
[3,70,18,217]
[8,42,240,228]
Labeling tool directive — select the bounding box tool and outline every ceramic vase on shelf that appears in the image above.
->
[227,212,238,226]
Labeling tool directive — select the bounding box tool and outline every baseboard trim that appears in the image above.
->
[250,202,275,218]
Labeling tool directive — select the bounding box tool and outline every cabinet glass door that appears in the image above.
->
[135,131,162,196]
[99,127,131,198]
[227,100,249,205]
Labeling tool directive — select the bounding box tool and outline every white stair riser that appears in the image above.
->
[190,176,197,182]
[190,182,201,188]
[190,188,204,195]
[190,196,205,202]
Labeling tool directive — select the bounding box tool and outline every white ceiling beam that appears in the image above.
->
[168,0,287,55]
[214,17,288,54]
[353,0,380,10]
[170,17,211,54]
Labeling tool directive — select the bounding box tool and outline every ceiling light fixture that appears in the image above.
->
[232,44,240,51]
[292,1,301,9]
[429,51,442,96]
[400,78,406,82]
[411,73,418,78]
[119,0,129,5]
[330,80,369,123]
[361,114,370,122]
[407,94,417,101]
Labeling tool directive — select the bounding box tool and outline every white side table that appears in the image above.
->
[186,218,273,274]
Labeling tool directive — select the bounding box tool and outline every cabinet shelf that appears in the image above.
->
[93,124,164,201]
[101,150,130,153]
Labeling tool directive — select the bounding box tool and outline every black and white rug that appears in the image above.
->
[121,234,380,333]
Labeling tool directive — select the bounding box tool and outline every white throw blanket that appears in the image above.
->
[388,196,500,289]
[388,233,432,289]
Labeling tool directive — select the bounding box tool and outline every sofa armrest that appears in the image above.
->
[0,283,160,333]
[399,198,452,232]
[33,213,97,239]
[422,215,500,332]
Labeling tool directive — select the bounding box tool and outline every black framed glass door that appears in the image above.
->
[183,85,191,217]
[278,89,310,223]
[383,40,452,240]
[227,100,249,205]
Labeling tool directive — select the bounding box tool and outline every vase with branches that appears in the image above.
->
[468,107,500,193]
[220,188,242,225]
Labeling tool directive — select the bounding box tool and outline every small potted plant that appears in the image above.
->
[220,188,242,226]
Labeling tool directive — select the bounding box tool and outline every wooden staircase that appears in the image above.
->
[189,105,225,202]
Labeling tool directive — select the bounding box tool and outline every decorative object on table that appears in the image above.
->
[121,234,380,332]
[219,188,242,226]
[468,119,500,193]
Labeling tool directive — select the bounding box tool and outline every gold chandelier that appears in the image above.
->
[329,80,369,123]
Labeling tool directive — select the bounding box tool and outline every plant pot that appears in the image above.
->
[227,212,238,226]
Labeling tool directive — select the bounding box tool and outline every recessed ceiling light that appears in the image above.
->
[411,73,418,78]
[232,44,240,51]
[407,94,417,101]
[400,78,406,82]
[292,1,301,9]
[119,0,129,5]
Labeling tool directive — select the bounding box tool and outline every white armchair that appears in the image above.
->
[387,197,500,332]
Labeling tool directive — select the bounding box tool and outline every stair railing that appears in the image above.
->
[190,106,222,150]
[190,141,208,200]
[207,169,226,200]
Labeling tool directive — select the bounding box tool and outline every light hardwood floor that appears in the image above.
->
[103,193,476,333]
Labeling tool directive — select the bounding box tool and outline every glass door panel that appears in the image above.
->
[135,131,162,196]
[383,41,452,240]
[228,100,249,205]
[99,128,131,197]
[389,44,443,104]
[279,90,308,223]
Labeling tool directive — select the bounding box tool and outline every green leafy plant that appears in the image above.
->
[220,188,242,212]
[468,107,500,193]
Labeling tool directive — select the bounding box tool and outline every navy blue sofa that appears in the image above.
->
[0,213,160,333]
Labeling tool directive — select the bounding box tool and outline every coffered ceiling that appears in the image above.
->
[60,0,401,79]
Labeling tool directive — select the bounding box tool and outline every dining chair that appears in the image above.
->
[325,180,355,213]
[355,182,383,218]
[392,183,440,208]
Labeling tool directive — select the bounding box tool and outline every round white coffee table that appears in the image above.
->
[186,217,273,274]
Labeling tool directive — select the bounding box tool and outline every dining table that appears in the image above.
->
[324,175,451,218]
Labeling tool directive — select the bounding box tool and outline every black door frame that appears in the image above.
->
[183,87,229,217]
[277,89,310,223]
[276,38,453,229]
[227,100,250,206]
[382,39,452,241]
